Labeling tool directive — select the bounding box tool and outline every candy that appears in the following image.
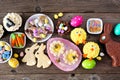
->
[10,32,26,48]
[114,23,120,36]
[14,53,19,58]
[58,12,63,17]
[96,56,102,61]
[82,59,96,69]
[100,52,105,56]
[45,18,49,24]
[70,15,83,27]
[4,45,11,51]
[33,38,37,42]
[8,58,19,68]
[0,46,2,51]
[0,41,5,46]
[54,14,58,19]
[4,51,10,55]
[20,52,24,57]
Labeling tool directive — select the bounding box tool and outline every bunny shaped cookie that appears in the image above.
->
[35,43,51,68]
[100,23,120,67]
[22,43,39,66]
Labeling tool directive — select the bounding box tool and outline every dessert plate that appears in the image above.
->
[47,38,82,71]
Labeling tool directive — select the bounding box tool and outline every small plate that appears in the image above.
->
[87,18,103,34]
[0,41,12,63]
[24,14,54,43]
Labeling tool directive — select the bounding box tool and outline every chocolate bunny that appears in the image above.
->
[100,23,120,67]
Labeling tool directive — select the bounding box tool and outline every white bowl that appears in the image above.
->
[87,18,103,34]
[0,41,12,63]
[24,14,54,43]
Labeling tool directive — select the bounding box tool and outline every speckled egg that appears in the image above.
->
[70,16,83,27]
[114,23,120,36]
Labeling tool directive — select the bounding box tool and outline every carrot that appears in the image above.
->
[16,34,23,47]
[18,34,24,46]
[11,39,16,47]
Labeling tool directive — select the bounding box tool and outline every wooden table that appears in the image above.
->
[0,0,120,80]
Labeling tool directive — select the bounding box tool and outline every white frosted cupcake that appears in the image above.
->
[3,13,22,31]
[0,25,4,38]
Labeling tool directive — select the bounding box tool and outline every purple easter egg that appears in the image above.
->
[70,15,83,27]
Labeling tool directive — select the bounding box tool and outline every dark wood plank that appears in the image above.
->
[0,74,120,80]
[0,0,120,13]
[0,13,120,75]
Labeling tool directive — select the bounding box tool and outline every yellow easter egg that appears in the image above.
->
[0,41,5,46]
[13,53,19,58]
[58,12,63,17]
[54,14,58,19]
[4,45,11,51]
[33,38,37,42]
[8,58,19,68]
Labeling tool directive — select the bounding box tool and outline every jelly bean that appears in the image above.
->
[54,14,58,19]
[0,41,5,46]
[20,52,24,57]
[4,45,11,51]
[40,34,46,38]
[96,56,102,61]
[114,23,120,36]
[82,59,96,69]
[58,12,63,17]
[14,53,19,58]
[100,52,105,56]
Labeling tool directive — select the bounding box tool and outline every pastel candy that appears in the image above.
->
[2,53,10,59]
[4,51,11,55]
[0,41,5,46]
[4,45,11,51]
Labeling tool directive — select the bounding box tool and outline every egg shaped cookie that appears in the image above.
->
[47,38,82,71]
[70,28,87,45]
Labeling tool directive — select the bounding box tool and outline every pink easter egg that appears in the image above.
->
[70,16,83,27]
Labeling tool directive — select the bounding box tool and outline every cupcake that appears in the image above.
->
[0,25,4,38]
[3,13,22,31]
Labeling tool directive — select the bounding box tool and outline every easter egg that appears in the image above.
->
[8,58,19,68]
[47,38,82,71]
[70,16,83,27]
[114,23,120,36]
[82,59,96,69]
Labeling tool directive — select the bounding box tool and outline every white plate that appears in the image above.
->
[0,41,12,63]
[24,14,54,43]
[87,18,103,34]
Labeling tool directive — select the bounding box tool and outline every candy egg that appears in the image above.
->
[58,12,63,17]
[4,45,11,51]
[82,59,96,69]
[8,58,19,68]
[70,16,83,27]
[54,14,58,19]
[0,41,5,46]
[114,23,120,36]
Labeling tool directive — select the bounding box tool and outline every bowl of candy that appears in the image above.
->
[0,41,12,63]
[25,14,54,43]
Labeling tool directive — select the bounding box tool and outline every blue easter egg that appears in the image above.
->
[4,51,10,55]
[114,24,120,36]
[2,54,7,59]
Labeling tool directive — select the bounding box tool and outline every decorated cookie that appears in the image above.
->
[22,43,39,66]
[0,41,12,63]
[83,42,100,59]
[3,13,22,31]
[10,32,26,48]
[35,44,51,68]
[0,25,4,38]
[100,23,120,67]
[70,28,87,45]
[47,38,82,71]
[87,18,103,34]
[25,14,54,42]
[70,15,83,27]
[56,21,70,36]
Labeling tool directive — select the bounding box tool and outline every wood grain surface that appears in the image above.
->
[0,0,120,80]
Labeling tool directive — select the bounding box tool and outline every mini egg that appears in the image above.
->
[0,41,5,46]
[82,59,96,69]
[20,52,24,57]
[114,23,120,36]
[58,12,63,17]
[54,14,58,19]
[70,15,83,27]
[4,45,11,51]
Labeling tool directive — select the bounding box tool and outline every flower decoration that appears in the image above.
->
[63,49,78,65]
[50,41,65,56]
